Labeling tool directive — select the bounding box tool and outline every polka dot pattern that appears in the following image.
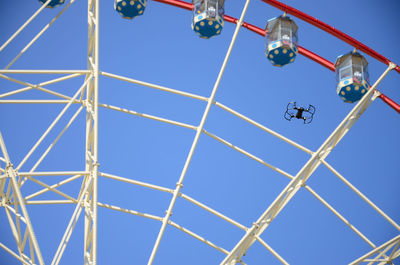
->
[114,0,146,19]
[192,13,224,39]
[266,44,298,67]
[337,80,370,103]
[39,0,65,8]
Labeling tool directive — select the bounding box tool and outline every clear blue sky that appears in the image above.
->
[0,0,399,264]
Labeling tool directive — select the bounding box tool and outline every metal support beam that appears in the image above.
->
[0,0,52,52]
[4,0,76,70]
[0,133,45,265]
[220,63,396,265]
[83,0,100,264]
[349,235,400,265]
[147,1,251,264]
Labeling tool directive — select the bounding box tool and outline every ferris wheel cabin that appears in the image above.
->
[192,0,225,39]
[335,51,370,103]
[39,0,65,8]
[114,0,146,20]
[265,15,298,67]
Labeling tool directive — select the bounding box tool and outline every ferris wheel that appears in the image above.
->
[0,0,399,264]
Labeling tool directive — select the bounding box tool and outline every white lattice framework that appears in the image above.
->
[0,0,399,265]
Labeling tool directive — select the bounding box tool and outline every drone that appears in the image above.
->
[284,102,316,124]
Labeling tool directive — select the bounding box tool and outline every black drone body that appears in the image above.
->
[284,102,316,124]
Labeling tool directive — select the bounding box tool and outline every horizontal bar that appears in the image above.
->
[18,171,89,176]
[101,71,208,101]
[98,202,163,222]
[0,100,76,104]
[25,200,76,205]
[99,103,197,130]
[99,172,173,194]
[0,70,91,74]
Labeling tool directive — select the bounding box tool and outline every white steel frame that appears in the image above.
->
[0,1,399,265]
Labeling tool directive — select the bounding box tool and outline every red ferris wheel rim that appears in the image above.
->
[152,0,400,114]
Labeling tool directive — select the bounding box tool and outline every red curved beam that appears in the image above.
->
[262,0,400,74]
[154,0,193,10]
[152,0,400,114]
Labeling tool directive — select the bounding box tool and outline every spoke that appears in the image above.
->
[0,242,31,265]
[255,237,289,265]
[220,63,396,265]
[349,235,400,265]
[4,0,77,70]
[321,159,400,232]
[0,0,52,52]
[0,72,85,100]
[147,1,252,264]
[30,105,84,172]
[169,220,229,255]
[101,71,208,102]
[51,176,92,265]
[16,75,91,171]
[25,174,82,200]
[214,101,313,155]
[97,202,163,222]
[99,172,173,194]
[0,133,45,265]
[99,103,197,130]
[22,175,77,202]
[203,129,294,180]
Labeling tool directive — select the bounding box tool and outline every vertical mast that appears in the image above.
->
[85,0,99,264]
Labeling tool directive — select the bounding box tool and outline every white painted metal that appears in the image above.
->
[203,129,294,180]
[101,71,208,101]
[0,0,52,52]
[220,63,396,265]
[83,0,99,263]
[0,100,75,104]
[147,1,251,264]
[0,133,45,265]
[5,0,77,70]
[255,236,289,265]
[99,102,197,130]
[349,235,400,265]
[0,70,90,74]
[16,77,90,171]
[50,177,93,265]
[100,172,174,194]
[321,159,400,232]
[0,1,398,265]
[214,101,313,155]
[30,106,84,172]
[18,171,89,176]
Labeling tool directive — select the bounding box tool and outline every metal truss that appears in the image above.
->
[0,0,399,265]
[220,63,397,265]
